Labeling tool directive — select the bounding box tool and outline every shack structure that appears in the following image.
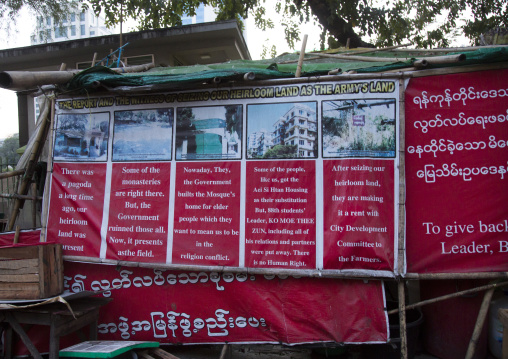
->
[0,43,507,359]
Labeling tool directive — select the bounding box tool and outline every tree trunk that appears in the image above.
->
[305,0,375,48]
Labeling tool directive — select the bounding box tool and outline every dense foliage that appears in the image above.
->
[2,0,506,49]
[0,133,19,166]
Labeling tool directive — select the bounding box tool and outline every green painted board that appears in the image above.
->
[59,341,159,358]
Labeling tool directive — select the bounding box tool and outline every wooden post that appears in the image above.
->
[31,182,37,228]
[295,34,308,78]
[397,79,408,359]
[464,287,496,359]
[13,226,20,244]
[40,98,56,243]
[219,344,229,359]
[398,281,408,359]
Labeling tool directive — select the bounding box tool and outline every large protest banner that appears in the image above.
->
[46,80,400,276]
[63,262,388,345]
[405,68,508,273]
[0,232,388,347]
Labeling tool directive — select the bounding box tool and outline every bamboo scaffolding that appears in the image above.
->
[387,281,508,315]
[465,287,496,359]
[39,98,56,243]
[0,193,42,201]
[0,169,24,180]
[386,44,508,53]
[6,97,52,231]
[0,63,155,91]
[337,43,412,56]
[398,281,408,359]
[405,272,508,279]
[295,34,308,78]
[298,51,408,63]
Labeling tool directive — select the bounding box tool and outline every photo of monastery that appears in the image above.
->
[322,99,396,158]
[247,102,317,159]
[54,112,110,161]
[112,108,174,161]
[175,105,242,160]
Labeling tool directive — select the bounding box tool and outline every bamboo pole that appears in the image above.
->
[413,54,466,68]
[295,34,308,78]
[397,78,406,275]
[0,63,155,91]
[40,98,56,243]
[6,95,52,231]
[0,169,24,180]
[299,51,408,63]
[13,226,20,244]
[398,281,408,359]
[31,182,37,228]
[62,255,400,279]
[219,344,229,359]
[404,272,508,280]
[338,43,412,56]
[388,280,508,315]
[465,287,496,359]
[386,44,508,53]
[0,193,42,200]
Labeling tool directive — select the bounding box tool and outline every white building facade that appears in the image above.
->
[31,8,112,45]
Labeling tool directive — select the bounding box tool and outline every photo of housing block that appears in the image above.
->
[175,105,242,160]
[247,102,317,159]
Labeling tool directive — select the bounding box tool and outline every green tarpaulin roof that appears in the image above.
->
[66,47,508,93]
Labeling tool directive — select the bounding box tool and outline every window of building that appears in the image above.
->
[291,140,294,145]
[300,129,305,135]
[299,110,303,115]
[71,25,76,36]
[71,13,76,22]
[80,24,85,36]
[80,12,85,21]
[46,17,51,26]
[299,119,305,125]
[299,140,305,145]
[299,150,305,157]
[55,26,67,38]
[62,17,67,25]
[90,30,95,36]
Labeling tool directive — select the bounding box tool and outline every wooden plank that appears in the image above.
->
[0,282,40,291]
[0,273,39,283]
[48,244,62,296]
[151,349,181,359]
[39,245,47,297]
[54,244,63,294]
[0,246,39,259]
[0,267,38,275]
[0,282,40,299]
[0,258,38,270]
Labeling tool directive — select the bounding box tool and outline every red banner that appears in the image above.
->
[47,163,107,258]
[46,81,400,275]
[405,69,508,273]
[323,159,395,271]
[245,160,316,269]
[106,162,171,262]
[62,261,388,345]
[172,161,241,266]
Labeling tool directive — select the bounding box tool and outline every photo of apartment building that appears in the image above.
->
[247,102,317,159]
